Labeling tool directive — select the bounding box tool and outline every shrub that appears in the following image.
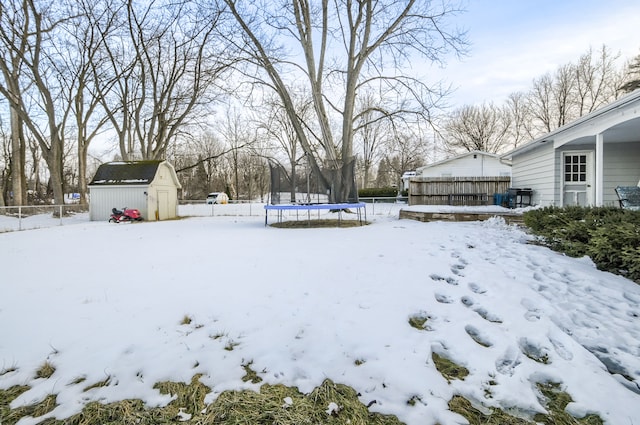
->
[523,207,640,283]
[358,187,398,198]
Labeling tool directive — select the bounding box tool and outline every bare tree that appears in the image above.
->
[224,0,466,202]
[354,91,390,188]
[53,0,115,205]
[0,114,9,206]
[93,0,230,161]
[168,131,228,199]
[0,0,29,206]
[376,128,428,187]
[257,91,315,202]
[504,91,533,148]
[218,107,256,200]
[553,63,576,128]
[575,45,621,114]
[0,0,76,206]
[442,102,511,154]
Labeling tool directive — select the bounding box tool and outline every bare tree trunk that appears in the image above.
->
[9,107,26,205]
[225,0,464,202]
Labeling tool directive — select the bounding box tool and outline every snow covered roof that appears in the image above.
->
[89,161,163,186]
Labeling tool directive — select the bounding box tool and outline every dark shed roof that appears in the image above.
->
[89,161,162,186]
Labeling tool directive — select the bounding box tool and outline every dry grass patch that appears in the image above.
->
[533,382,604,425]
[448,384,605,425]
[408,313,432,331]
[271,219,368,228]
[432,352,469,383]
[241,361,263,384]
[449,395,533,424]
[202,379,402,424]
[0,377,606,425]
[82,376,111,392]
[153,374,209,417]
[35,361,55,379]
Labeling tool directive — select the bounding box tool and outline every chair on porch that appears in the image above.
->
[614,186,640,211]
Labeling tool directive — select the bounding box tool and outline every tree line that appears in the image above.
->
[1,1,638,207]
[440,45,640,154]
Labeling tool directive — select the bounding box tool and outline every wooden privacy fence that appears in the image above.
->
[408,177,512,206]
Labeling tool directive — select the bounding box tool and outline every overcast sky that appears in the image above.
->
[431,0,640,108]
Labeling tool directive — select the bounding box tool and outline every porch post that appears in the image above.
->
[595,132,604,206]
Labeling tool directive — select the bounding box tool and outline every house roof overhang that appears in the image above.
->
[502,89,640,160]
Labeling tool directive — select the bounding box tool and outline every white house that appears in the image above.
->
[502,90,640,207]
[89,160,182,221]
[416,151,512,178]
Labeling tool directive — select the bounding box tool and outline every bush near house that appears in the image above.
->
[524,206,640,283]
[358,187,398,198]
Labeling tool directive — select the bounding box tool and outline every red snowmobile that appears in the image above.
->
[109,207,143,223]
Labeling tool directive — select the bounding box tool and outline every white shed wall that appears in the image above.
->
[146,164,179,221]
[89,186,149,221]
[419,155,511,177]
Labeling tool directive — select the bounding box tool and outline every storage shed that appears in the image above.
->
[416,151,511,178]
[89,160,182,221]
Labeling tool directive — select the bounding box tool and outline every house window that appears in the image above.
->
[564,154,587,183]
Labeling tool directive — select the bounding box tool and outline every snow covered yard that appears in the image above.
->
[1,208,639,424]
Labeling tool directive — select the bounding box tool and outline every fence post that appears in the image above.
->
[59,205,64,225]
[18,206,22,231]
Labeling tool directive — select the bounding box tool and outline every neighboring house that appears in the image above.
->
[400,171,416,193]
[89,160,182,221]
[502,90,640,207]
[408,151,511,206]
[416,150,512,178]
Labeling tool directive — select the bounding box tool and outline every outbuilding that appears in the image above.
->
[89,160,182,221]
[416,150,511,178]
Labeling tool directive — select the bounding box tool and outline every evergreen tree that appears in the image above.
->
[619,53,640,93]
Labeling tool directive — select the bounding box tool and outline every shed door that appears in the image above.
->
[158,191,169,220]
[562,151,594,206]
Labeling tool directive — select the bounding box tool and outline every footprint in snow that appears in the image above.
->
[623,292,640,306]
[548,336,573,361]
[430,274,459,286]
[518,337,551,364]
[521,298,542,322]
[460,296,474,307]
[496,346,521,376]
[435,293,454,304]
[468,282,486,294]
[465,324,493,348]
[451,264,466,276]
[475,307,503,323]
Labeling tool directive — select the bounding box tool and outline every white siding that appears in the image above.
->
[419,154,511,177]
[89,186,148,221]
[146,163,180,221]
[604,141,640,206]
[511,143,556,206]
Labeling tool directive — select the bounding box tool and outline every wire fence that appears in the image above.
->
[0,198,407,233]
[0,205,89,233]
